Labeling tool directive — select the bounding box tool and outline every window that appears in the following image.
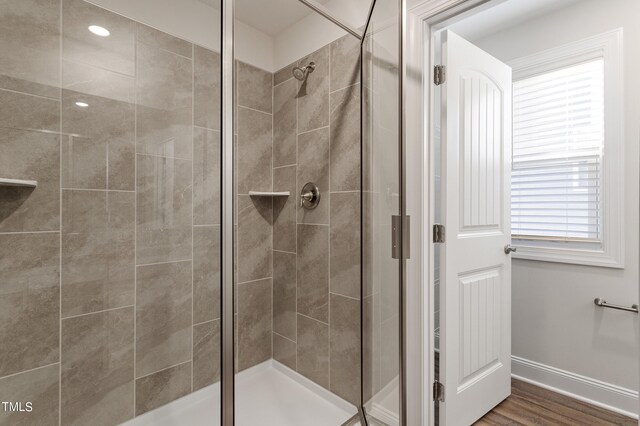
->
[509,30,624,268]
[512,59,604,242]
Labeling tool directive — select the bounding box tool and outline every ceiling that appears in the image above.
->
[447,0,580,41]
[235,0,332,36]
[198,0,579,44]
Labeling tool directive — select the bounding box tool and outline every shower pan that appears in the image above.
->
[0,0,407,425]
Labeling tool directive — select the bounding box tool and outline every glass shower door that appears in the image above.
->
[361,0,405,424]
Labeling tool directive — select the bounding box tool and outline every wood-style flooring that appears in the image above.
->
[474,379,636,426]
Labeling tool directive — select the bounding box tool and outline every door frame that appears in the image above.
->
[405,0,504,424]
[407,0,640,424]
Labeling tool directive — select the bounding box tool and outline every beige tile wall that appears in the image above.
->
[0,1,363,423]
[271,34,362,406]
[233,32,362,406]
[0,0,221,423]
[235,60,274,372]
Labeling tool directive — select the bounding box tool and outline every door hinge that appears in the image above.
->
[433,224,445,243]
[434,65,446,85]
[391,215,411,260]
[433,380,445,402]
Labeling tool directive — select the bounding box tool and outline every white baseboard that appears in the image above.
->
[511,356,638,419]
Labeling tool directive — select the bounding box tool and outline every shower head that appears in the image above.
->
[292,62,315,81]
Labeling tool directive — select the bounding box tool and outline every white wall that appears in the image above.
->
[273,0,370,70]
[472,0,639,411]
[86,0,222,50]
[87,0,276,72]
[235,20,275,71]
[88,0,368,72]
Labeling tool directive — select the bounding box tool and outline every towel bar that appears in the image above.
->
[594,298,639,313]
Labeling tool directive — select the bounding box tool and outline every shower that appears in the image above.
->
[0,0,404,424]
[292,61,315,80]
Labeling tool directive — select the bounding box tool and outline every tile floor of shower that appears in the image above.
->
[124,361,356,426]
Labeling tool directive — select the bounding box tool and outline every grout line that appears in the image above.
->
[237,277,273,286]
[58,2,63,422]
[272,331,296,345]
[135,360,192,381]
[135,151,193,161]
[0,86,62,101]
[0,362,60,381]
[329,292,360,301]
[298,312,329,327]
[297,222,329,227]
[237,104,272,116]
[329,82,360,95]
[329,190,360,194]
[191,41,195,395]
[136,259,192,268]
[193,318,220,328]
[0,230,59,235]
[273,249,296,255]
[60,188,135,193]
[133,24,138,416]
[62,57,136,79]
[273,163,297,169]
[61,305,135,321]
[106,109,110,189]
[271,70,275,363]
[297,125,329,137]
[295,65,299,373]
[193,223,221,227]
[0,124,60,135]
[136,38,194,61]
[327,50,332,392]
[193,124,221,132]
[272,75,294,89]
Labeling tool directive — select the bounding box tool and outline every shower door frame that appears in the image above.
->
[219,0,411,424]
[221,0,235,424]
[360,0,409,424]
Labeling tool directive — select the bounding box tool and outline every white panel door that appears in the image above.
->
[439,30,513,426]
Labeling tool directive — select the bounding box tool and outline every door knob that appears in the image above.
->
[504,244,517,254]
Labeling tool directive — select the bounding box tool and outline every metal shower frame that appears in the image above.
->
[219,0,407,424]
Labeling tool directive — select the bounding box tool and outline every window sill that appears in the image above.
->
[511,241,624,269]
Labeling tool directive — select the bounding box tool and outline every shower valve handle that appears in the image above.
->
[299,182,321,209]
[300,191,314,207]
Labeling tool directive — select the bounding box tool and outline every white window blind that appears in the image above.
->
[511,59,604,241]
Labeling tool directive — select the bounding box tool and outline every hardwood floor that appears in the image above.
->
[474,379,637,426]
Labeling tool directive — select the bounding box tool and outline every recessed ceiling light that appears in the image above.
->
[88,25,110,37]
[75,101,89,108]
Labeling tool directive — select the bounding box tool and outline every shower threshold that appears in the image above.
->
[123,360,357,426]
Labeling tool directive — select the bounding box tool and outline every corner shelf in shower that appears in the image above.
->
[248,191,290,197]
[0,178,38,188]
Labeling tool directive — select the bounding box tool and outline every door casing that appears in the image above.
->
[404,0,506,424]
